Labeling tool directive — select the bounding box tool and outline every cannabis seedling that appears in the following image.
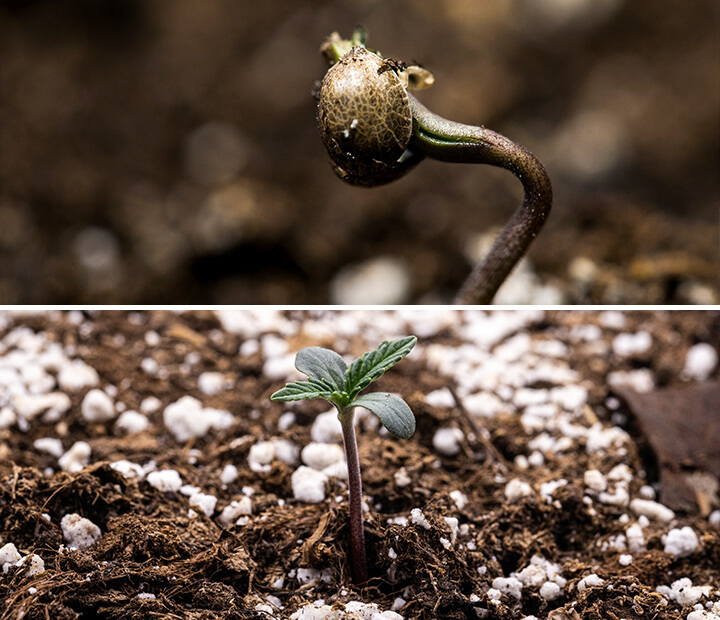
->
[316,28,553,304]
[271,336,417,584]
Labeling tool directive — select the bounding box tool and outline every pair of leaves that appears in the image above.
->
[271,336,417,439]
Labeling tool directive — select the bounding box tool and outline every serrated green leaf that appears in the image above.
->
[352,392,416,439]
[295,346,348,392]
[345,336,417,398]
[270,377,334,402]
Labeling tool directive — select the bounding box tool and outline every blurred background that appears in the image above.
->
[0,0,718,304]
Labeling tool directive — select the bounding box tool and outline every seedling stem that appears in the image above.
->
[338,406,368,583]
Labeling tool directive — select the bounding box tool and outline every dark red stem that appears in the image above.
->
[408,94,553,304]
[339,407,368,584]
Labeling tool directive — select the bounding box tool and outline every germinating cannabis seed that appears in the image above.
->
[317,46,414,187]
[316,29,553,304]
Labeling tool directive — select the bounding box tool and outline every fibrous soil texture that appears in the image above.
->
[0,309,718,619]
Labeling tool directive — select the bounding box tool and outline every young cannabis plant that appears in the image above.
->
[317,28,553,304]
[271,336,417,584]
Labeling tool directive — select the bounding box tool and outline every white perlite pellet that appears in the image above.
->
[58,441,91,473]
[248,441,276,472]
[607,368,654,393]
[81,388,116,422]
[599,311,626,329]
[394,468,411,487]
[115,410,149,434]
[330,255,412,305]
[450,490,468,510]
[265,594,282,609]
[57,360,100,391]
[291,466,328,503]
[487,587,502,603]
[492,576,523,599]
[683,343,718,380]
[626,523,646,552]
[639,484,656,499]
[514,388,549,408]
[687,611,720,620]
[540,581,561,600]
[289,601,403,620]
[147,469,183,493]
[33,437,64,458]
[295,568,324,585]
[0,543,22,573]
[540,479,567,502]
[656,577,712,606]
[0,541,43,577]
[321,460,348,480]
[272,438,299,465]
[584,469,607,492]
[550,384,588,410]
[140,358,158,375]
[598,482,630,507]
[425,388,455,408]
[215,309,295,339]
[277,411,295,432]
[110,460,145,479]
[410,508,432,530]
[498,554,567,604]
[345,601,403,619]
[262,353,298,381]
[310,410,343,443]
[577,573,604,591]
[663,526,699,557]
[432,427,464,456]
[301,442,345,471]
[198,372,226,395]
[462,392,506,417]
[219,497,252,525]
[629,498,675,523]
[612,331,652,357]
[163,396,233,442]
[61,513,102,550]
[140,396,162,413]
[220,464,238,484]
[607,464,633,482]
[444,517,459,545]
[188,492,217,517]
[505,479,533,502]
[13,392,71,421]
[260,333,290,359]
[585,423,631,453]
[528,451,545,467]
[180,483,200,497]
[16,553,45,576]
[603,533,627,552]
[0,408,17,428]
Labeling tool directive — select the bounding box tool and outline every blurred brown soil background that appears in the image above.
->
[0,0,718,304]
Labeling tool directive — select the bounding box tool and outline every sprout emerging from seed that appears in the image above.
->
[271,336,417,584]
[317,28,553,304]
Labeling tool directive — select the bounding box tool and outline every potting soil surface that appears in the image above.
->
[0,309,718,619]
